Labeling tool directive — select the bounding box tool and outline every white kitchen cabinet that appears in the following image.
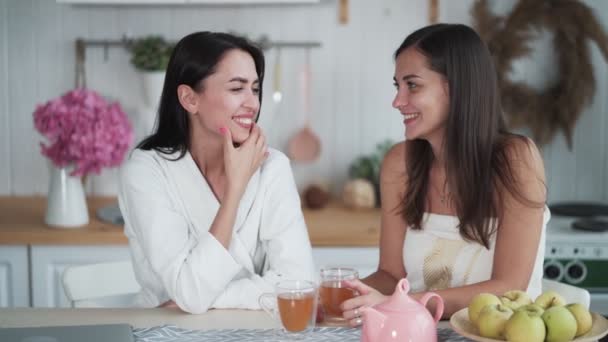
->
[312,247,379,279]
[30,245,131,308]
[0,246,29,307]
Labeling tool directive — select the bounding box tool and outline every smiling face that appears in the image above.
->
[190,49,260,144]
[392,47,450,145]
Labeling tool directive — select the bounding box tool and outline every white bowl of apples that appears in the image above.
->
[450,290,608,342]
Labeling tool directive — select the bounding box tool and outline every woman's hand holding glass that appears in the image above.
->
[221,124,268,199]
[341,279,388,327]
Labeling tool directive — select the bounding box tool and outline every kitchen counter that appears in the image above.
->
[0,196,381,247]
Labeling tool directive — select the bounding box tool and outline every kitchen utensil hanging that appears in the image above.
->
[262,48,283,129]
[272,47,283,103]
[75,39,87,88]
[288,48,321,162]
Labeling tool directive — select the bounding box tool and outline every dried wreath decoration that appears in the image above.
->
[472,0,608,148]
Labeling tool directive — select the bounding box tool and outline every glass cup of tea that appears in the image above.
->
[319,267,359,324]
[259,280,318,339]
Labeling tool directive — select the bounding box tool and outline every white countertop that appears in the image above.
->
[0,308,451,330]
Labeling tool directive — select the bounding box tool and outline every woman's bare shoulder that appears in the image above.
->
[502,135,545,176]
[498,135,547,204]
[382,141,408,173]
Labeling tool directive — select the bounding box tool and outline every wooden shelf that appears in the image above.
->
[304,201,380,247]
[0,196,380,247]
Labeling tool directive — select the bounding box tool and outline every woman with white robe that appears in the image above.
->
[118,32,315,314]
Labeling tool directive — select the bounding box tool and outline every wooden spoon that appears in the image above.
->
[288,49,321,162]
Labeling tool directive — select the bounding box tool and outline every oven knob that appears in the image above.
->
[543,260,564,281]
[564,260,587,284]
[594,247,602,257]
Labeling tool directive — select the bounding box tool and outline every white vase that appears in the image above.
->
[140,71,165,108]
[45,165,89,228]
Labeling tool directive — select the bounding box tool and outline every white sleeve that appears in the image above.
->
[119,151,243,314]
[211,153,316,309]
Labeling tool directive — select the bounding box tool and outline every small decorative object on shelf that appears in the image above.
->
[303,183,330,210]
[33,88,134,228]
[128,35,174,108]
[342,178,375,210]
[348,140,393,207]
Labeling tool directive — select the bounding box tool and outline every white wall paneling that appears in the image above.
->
[0,0,607,202]
[86,6,128,195]
[6,0,46,195]
[0,0,10,194]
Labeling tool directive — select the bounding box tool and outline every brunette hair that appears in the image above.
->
[137,31,265,159]
[397,24,543,248]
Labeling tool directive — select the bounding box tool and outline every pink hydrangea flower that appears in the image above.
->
[33,89,134,177]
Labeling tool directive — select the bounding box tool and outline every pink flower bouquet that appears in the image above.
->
[33,89,134,177]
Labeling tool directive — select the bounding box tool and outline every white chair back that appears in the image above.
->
[541,278,591,309]
[62,261,140,308]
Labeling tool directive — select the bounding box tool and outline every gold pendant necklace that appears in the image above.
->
[435,182,450,205]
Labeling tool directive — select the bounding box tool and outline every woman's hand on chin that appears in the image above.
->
[221,124,268,199]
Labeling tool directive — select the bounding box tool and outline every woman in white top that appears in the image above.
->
[342,24,549,324]
[118,32,315,314]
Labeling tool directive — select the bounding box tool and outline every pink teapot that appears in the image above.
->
[361,278,444,342]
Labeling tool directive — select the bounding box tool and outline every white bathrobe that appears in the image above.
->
[118,147,315,314]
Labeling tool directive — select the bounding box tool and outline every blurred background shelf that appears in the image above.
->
[0,196,379,246]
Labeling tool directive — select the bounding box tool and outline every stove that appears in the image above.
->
[545,215,608,315]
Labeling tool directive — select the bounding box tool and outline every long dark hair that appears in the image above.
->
[137,32,265,159]
[397,24,542,249]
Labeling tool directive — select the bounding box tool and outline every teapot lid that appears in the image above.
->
[375,278,421,312]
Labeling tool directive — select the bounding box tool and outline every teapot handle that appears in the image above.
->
[419,292,444,324]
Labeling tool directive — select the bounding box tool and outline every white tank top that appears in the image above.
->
[403,207,550,299]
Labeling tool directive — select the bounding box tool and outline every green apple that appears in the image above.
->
[504,306,546,342]
[566,303,593,337]
[516,303,545,315]
[477,304,514,339]
[534,290,567,310]
[468,293,502,324]
[542,306,578,342]
[500,290,532,310]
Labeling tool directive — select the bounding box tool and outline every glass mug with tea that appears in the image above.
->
[319,267,359,324]
[259,280,318,338]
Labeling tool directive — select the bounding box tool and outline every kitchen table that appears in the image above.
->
[0,308,473,341]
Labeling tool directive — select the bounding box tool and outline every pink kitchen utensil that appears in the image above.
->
[288,48,321,162]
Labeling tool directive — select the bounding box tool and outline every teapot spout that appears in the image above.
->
[362,307,386,342]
